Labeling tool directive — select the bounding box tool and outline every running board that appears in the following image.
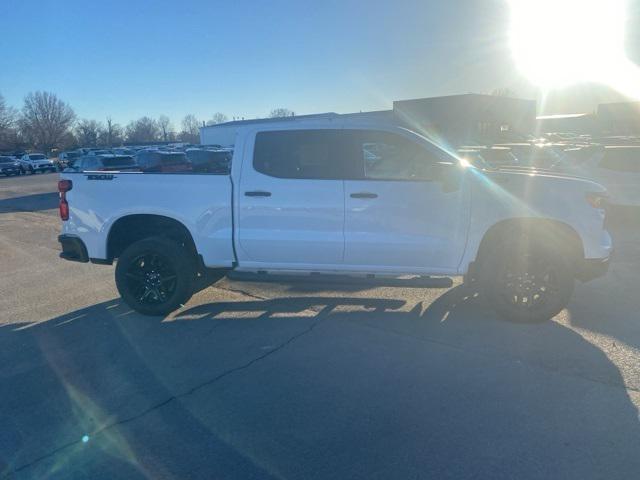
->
[227,272,453,289]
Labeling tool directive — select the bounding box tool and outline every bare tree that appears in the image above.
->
[269,108,295,118]
[19,91,75,152]
[206,112,228,126]
[157,115,174,142]
[180,114,200,143]
[59,131,78,150]
[125,117,160,144]
[103,117,123,147]
[75,119,104,147]
[0,93,16,132]
[0,93,18,150]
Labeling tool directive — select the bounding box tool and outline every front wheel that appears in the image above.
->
[115,237,196,316]
[480,239,575,323]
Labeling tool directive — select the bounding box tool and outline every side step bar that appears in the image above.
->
[227,272,453,289]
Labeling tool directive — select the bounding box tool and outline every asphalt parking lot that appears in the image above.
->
[1,173,640,479]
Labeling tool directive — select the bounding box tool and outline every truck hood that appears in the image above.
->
[483,166,606,193]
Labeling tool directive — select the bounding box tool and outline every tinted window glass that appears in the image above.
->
[350,130,439,181]
[29,154,46,160]
[599,149,640,172]
[253,130,355,179]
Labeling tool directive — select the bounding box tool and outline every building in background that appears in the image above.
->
[200,113,339,146]
[392,94,537,146]
[201,94,640,146]
[535,113,598,135]
[201,94,538,147]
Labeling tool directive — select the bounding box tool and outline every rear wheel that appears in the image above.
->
[479,236,575,323]
[115,237,196,316]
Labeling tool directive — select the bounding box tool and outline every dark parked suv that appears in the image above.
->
[0,156,22,176]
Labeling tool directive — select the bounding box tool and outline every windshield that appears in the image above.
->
[29,154,46,160]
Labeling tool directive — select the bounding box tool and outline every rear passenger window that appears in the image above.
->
[350,130,440,181]
[253,130,356,179]
[599,149,640,172]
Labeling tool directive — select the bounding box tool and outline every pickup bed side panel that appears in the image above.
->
[60,172,235,267]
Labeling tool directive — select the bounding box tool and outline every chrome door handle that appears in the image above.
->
[245,191,272,197]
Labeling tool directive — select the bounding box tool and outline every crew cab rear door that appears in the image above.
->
[237,128,356,267]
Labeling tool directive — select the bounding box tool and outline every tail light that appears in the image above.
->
[58,180,72,193]
[586,191,609,209]
[58,180,72,221]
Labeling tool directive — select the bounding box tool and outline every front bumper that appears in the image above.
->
[576,253,612,282]
[58,235,89,263]
[0,167,20,174]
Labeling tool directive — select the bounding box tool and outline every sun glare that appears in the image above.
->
[508,0,640,98]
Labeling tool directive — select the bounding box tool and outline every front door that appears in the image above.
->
[343,129,470,273]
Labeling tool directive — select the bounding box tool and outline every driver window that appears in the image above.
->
[358,131,438,181]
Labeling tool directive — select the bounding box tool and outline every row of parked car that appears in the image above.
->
[458,135,640,207]
[0,152,57,176]
[60,145,233,175]
[1,144,234,178]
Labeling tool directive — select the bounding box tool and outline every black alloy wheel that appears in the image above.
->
[124,253,178,306]
[115,237,196,316]
[481,239,575,323]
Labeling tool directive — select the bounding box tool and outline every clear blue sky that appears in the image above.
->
[1,0,638,126]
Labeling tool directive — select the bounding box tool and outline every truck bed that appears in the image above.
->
[60,172,235,267]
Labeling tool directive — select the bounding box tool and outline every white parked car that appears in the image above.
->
[19,153,55,174]
[557,146,640,207]
[58,120,612,323]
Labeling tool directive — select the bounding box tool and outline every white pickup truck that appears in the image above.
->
[58,119,613,323]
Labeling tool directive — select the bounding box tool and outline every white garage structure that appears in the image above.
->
[200,113,338,147]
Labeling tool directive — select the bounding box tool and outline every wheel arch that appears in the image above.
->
[106,214,198,262]
[470,217,585,279]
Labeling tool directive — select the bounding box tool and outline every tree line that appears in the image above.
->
[0,91,295,153]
